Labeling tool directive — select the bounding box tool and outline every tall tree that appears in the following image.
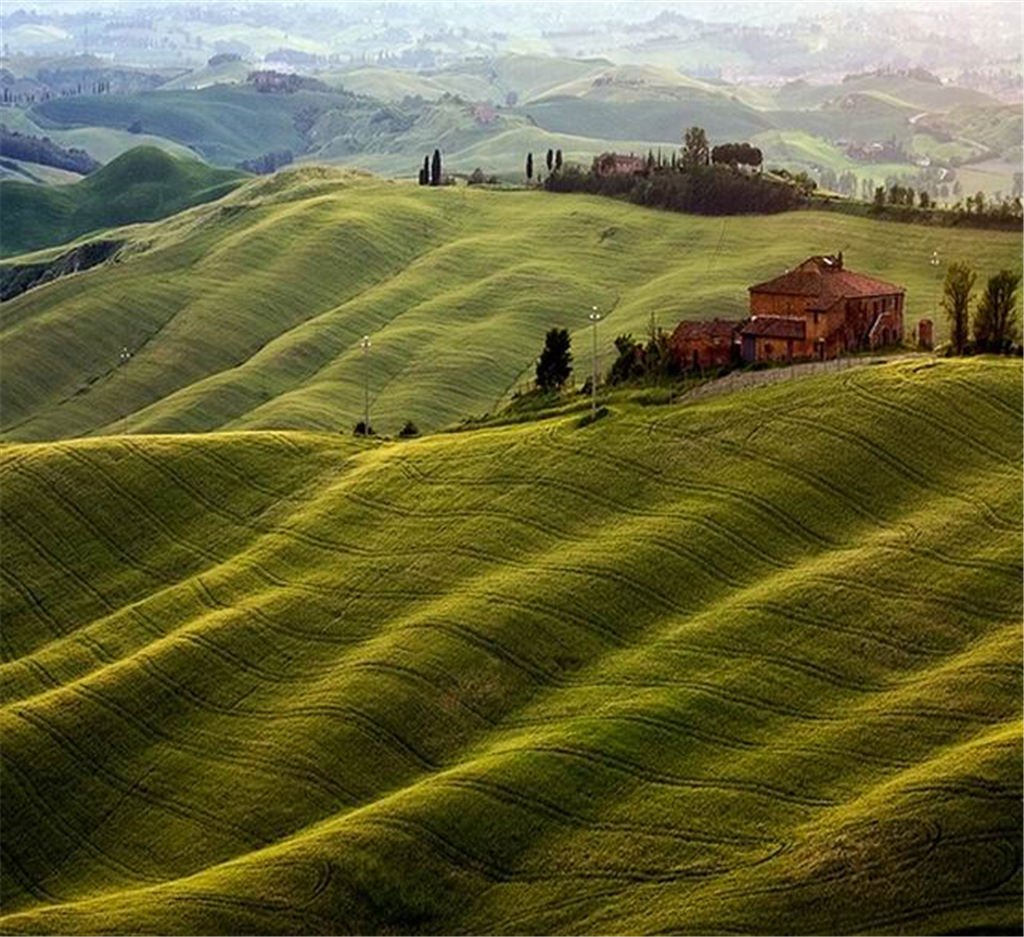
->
[546,149,554,172]
[430,148,441,186]
[554,149,563,171]
[421,154,429,185]
[535,328,572,391]
[973,269,1021,353]
[681,126,709,169]
[526,152,533,181]
[943,261,976,356]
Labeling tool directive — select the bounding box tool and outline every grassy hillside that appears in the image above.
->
[30,86,324,165]
[327,55,610,106]
[522,92,772,146]
[1,169,1020,442]
[0,357,1020,935]
[0,106,200,165]
[0,147,245,257]
[0,157,83,185]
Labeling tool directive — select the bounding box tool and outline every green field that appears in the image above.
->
[0,147,245,257]
[29,87,325,165]
[17,61,1020,197]
[1,170,1020,442]
[0,357,1020,934]
[0,105,200,166]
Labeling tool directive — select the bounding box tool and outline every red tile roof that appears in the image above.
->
[670,318,740,342]
[740,316,807,340]
[749,255,904,311]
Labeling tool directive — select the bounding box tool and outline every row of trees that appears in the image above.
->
[872,183,1022,220]
[0,127,100,174]
[944,264,1021,356]
[545,161,803,215]
[417,149,443,186]
[525,148,564,181]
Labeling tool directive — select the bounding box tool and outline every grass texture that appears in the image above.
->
[1,169,1020,442]
[0,356,1020,934]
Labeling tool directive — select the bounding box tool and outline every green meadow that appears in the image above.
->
[0,147,245,257]
[0,357,1020,934]
[1,169,1020,441]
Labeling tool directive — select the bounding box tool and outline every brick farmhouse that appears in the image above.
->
[670,254,905,368]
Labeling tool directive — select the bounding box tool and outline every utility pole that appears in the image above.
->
[360,335,372,432]
[588,306,601,424]
[119,346,131,435]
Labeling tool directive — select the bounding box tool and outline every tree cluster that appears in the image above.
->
[943,262,1021,356]
[710,142,763,170]
[246,70,328,93]
[0,127,100,174]
[607,326,681,384]
[237,149,294,174]
[545,161,803,216]
[418,149,444,185]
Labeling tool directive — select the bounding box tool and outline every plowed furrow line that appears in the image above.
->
[128,653,436,772]
[404,620,553,683]
[67,683,362,804]
[845,376,1017,467]
[540,432,835,549]
[0,840,64,905]
[4,460,167,586]
[1,510,117,615]
[0,563,68,643]
[438,776,781,847]
[503,745,838,807]
[8,707,269,849]
[355,814,511,881]
[0,752,163,886]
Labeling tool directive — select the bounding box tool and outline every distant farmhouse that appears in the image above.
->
[671,254,905,367]
[594,152,646,177]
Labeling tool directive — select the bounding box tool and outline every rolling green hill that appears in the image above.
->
[30,86,327,166]
[523,92,772,146]
[0,105,201,166]
[0,147,245,257]
[1,169,1020,443]
[0,357,1020,935]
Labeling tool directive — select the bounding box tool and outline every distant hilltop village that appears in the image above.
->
[670,254,919,370]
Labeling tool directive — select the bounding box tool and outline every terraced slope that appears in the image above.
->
[0,147,245,257]
[0,358,1020,935]
[1,169,1020,442]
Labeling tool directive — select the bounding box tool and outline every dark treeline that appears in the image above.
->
[545,162,803,215]
[813,191,1024,232]
[237,149,294,174]
[0,127,100,175]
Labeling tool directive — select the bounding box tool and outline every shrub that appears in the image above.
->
[398,420,420,437]
[353,420,375,436]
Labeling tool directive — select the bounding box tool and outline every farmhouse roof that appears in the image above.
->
[749,255,904,310]
[670,318,740,341]
[740,316,807,340]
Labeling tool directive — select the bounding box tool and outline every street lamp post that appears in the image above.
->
[930,249,942,328]
[119,346,131,435]
[360,335,372,433]
[588,306,601,424]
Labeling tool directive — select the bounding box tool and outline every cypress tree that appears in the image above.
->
[526,152,533,181]
[555,149,563,171]
[422,154,429,184]
[546,149,554,171]
[430,149,441,186]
